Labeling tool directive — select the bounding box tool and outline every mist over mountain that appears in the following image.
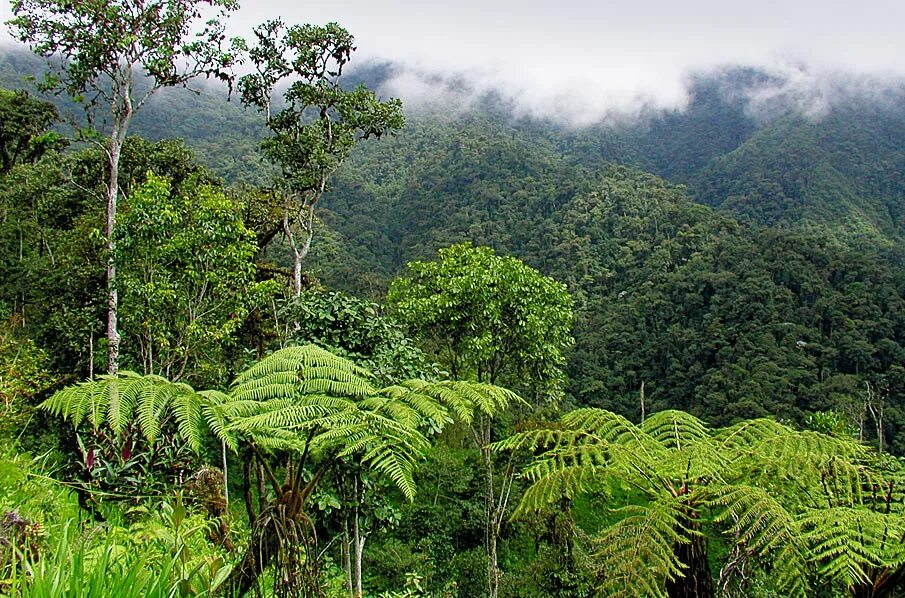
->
[4,42,903,248]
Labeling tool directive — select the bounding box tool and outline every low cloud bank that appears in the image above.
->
[369,58,905,127]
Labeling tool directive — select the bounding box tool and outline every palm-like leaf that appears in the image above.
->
[594,498,692,598]
[40,372,216,452]
[498,407,892,596]
[799,508,905,589]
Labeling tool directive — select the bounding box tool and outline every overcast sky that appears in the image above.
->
[228,0,905,122]
[5,0,905,123]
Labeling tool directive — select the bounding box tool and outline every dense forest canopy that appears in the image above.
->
[1,8,904,597]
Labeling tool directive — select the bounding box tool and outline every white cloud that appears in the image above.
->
[6,0,905,124]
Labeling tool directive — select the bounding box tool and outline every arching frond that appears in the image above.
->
[40,372,212,450]
[799,508,905,588]
[561,408,663,457]
[736,429,870,493]
[491,427,593,454]
[712,418,790,452]
[515,464,609,516]
[41,372,143,431]
[396,379,475,424]
[198,389,242,451]
[231,344,376,402]
[594,498,693,598]
[375,383,454,425]
[708,485,809,596]
[641,410,710,449]
[225,396,355,437]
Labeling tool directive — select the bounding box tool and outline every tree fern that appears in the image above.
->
[498,407,896,597]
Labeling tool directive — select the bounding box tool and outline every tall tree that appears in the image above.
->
[388,242,574,598]
[7,0,242,373]
[237,19,404,296]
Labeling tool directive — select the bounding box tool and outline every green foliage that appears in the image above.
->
[6,0,241,107]
[389,242,574,398]
[280,288,440,384]
[497,407,905,597]
[119,172,275,385]
[237,18,405,293]
[228,344,522,499]
[0,323,52,447]
[41,371,223,453]
[0,87,63,175]
[5,495,234,598]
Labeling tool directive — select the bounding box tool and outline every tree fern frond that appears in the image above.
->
[740,430,869,489]
[225,396,353,435]
[799,508,905,588]
[362,446,418,500]
[712,418,790,452]
[171,390,204,452]
[40,372,206,449]
[375,384,453,425]
[401,381,475,424]
[491,428,594,454]
[198,390,241,451]
[137,379,178,444]
[561,408,662,457]
[514,464,608,517]
[359,395,423,429]
[232,345,375,400]
[641,410,710,450]
[106,374,145,434]
[594,498,692,598]
[708,484,810,595]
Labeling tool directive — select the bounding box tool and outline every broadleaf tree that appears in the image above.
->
[7,0,242,373]
[237,19,405,296]
[119,172,276,385]
[388,242,575,598]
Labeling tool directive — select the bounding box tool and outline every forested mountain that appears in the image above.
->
[5,46,905,247]
[4,43,904,444]
[4,30,905,597]
[316,141,905,450]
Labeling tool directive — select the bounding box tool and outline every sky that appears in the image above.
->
[5,0,905,124]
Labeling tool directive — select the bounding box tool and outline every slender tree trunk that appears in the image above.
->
[352,477,364,598]
[106,134,122,374]
[342,516,353,597]
[282,204,304,298]
[221,440,229,507]
[105,76,133,374]
[482,417,500,598]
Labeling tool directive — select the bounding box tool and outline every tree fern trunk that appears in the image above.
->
[665,534,713,598]
[852,568,905,598]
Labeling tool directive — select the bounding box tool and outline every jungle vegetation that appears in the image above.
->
[1,3,904,597]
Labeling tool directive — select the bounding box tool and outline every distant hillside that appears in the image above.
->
[690,107,905,242]
[4,46,904,244]
[4,46,905,448]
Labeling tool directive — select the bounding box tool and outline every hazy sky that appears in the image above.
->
[5,0,905,122]
[229,0,905,122]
